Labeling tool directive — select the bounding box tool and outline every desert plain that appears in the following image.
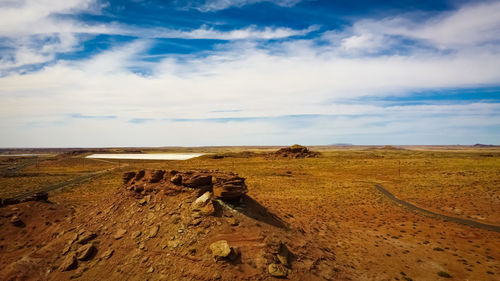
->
[0,145,499,281]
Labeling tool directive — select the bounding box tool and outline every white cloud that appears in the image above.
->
[0,1,500,146]
[339,1,500,51]
[194,0,302,12]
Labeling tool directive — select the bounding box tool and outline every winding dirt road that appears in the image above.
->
[374,183,500,233]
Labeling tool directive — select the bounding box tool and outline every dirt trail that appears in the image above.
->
[11,169,111,200]
[0,158,38,174]
[374,183,500,233]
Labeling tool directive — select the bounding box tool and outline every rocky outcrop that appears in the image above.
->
[273,144,319,159]
[122,169,247,201]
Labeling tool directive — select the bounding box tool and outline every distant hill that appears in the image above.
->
[473,144,497,148]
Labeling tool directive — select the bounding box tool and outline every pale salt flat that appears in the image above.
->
[86,153,205,160]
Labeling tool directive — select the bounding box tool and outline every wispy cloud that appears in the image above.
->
[70,113,117,119]
[129,118,154,124]
[191,0,302,12]
[0,0,315,72]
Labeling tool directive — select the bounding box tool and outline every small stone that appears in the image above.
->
[168,241,179,249]
[114,229,127,240]
[190,218,202,226]
[60,255,78,271]
[76,244,97,261]
[210,240,232,261]
[268,263,288,278]
[77,232,97,244]
[132,230,142,239]
[170,174,182,185]
[148,225,159,238]
[192,192,212,210]
[100,249,114,260]
[10,215,24,227]
[147,266,155,273]
[68,233,79,244]
[138,199,147,205]
[200,203,215,216]
[62,244,72,255]
[227,217,239,226]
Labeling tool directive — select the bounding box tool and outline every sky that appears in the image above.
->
[0,0,499,147]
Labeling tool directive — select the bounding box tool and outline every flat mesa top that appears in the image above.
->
[85,153,205,160]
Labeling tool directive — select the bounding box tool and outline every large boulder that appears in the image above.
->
[213,175,247,200]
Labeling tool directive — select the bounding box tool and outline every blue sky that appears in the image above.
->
[0,0,499,147]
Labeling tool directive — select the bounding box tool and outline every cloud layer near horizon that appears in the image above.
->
[0,0,499,146]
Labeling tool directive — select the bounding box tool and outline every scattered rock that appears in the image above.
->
[60,255,78,271]
[114,229,127,240]
[268,263,288,278]
[132,230,142,239]
[210,240,232,261]
[76,244,97,261]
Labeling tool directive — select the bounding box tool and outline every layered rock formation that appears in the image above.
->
[122,169,248,201]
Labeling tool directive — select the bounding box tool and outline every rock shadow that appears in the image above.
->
[224,195,288,229]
